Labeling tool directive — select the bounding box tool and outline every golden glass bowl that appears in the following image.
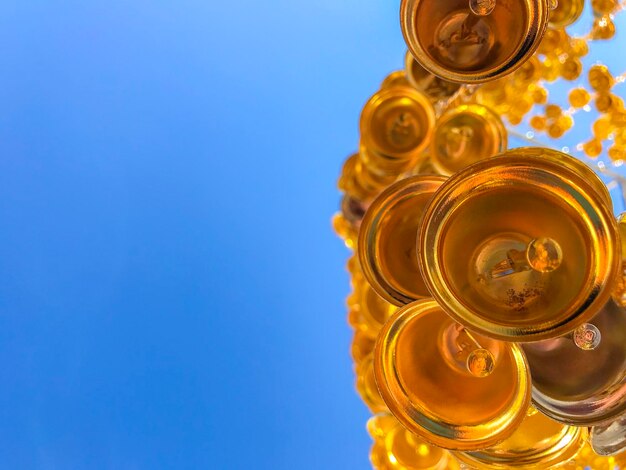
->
[400,0,549,83]
[419,148,620,342]
[374,299,531,451]
[523,299,626,426]
[381,70,412,90]
[404,51,461,102]
[368,414,459,470]
[360,86,435,166]
[430,103,507,176]
[512,147,612,208]
[549,0,584,27]
[453,409,587,468]
[347,277,396,338]
[358,175,446,306]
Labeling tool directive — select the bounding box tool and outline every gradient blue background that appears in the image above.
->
[0,1,410,468]
[2,1,626,469]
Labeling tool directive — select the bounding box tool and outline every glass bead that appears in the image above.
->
[541,58,560,82]
[589,64,614,92]
[614,128,626,147]
[591,0,618,15]
[557,114,574,130]
[545,104,562,119]
[611,111,626,127]
[547,122,566,138]
[531,86,548,105]
[507,112,523,126]
[593,117,613,140]
[469,0,496,16]
[583,139,603,157]
[591,17,616,40]
[514,56,541,85]
[568,87,590,108]
[510,97,534,116]
[466,348,495,377]
[530,115,547,130]
[538,29,567,56]
[596,93,618,113]
[569,38,589,57]
[609,145,626,162]
[560,57,582,80]
[573,323,602,350]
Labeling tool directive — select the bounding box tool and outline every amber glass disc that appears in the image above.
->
[430,103,507,176]
[381,70,411,90]
[374,299,531,450]
[453,409,587,468]
[400,0,549,83]
[357,353,388,414]
[523,299,626,425]
[404,51,461,102]
[549,0,584,27]
[359,175,446,306]
[368,414,457,470]
[360,87,435,162]
[419,148,620,341]
[511,147,612,209]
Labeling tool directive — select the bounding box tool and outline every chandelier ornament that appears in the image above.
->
[334,0,626,467]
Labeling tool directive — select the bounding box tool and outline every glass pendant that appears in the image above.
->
[400,0,550,83]
[358,176,446,305]
[373,299,531,450]
[418,148,620,341]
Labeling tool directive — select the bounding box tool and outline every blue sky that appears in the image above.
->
[0,1,411,468]
[1,1,625,468]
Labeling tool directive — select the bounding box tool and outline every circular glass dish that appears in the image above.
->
[430,103,507,175]
[359,175,446,306]
[523,299,626,426]
[400,0,549,83]
[374,299,531,450]
[368,414,458,470]
[418,148,620,341]
[404,50,461,102]
[549,0,583,27]
[453,408,587,468]
[360,86,435,163]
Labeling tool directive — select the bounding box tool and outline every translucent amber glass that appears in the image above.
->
[549,0,583,27]
[368,414,458,470]
[381,71,411,90]
[612,213,626,307]
[358,175,446,305]
[568,87,590,108]
[360,87,435,167]
[592,17,616,40]
[404,51,461,102]
[374,300,531,450]
[357,353,388,413]
[569,441,626,469]
[400,0,550,83]
[348,278,396,338]
[453,408,587,468]
[351,330,376,364]
[523,298,626,425]
[419,148,619,341]
[430,104,507,175]
[589,64,614,92]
